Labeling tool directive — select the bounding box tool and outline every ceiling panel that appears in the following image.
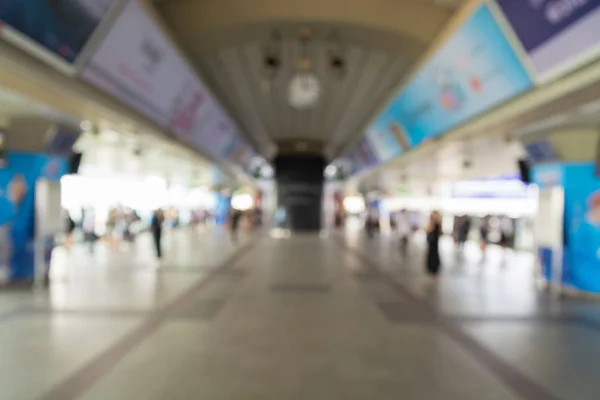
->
[154,0,458,159]
[181,29,410,158]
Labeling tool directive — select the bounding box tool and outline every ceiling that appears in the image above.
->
[0,88,61,127]
[152,0,464,159]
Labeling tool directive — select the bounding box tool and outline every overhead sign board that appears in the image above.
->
[0,0,115,65]
[81,0,207,127]
[81,0,251,167]
[494,0,600,81]
[387,4,532,147]
[365,103,413,162]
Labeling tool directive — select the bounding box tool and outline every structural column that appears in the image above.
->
[274,154,325,231]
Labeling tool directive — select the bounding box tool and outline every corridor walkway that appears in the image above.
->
[1,230,600,399]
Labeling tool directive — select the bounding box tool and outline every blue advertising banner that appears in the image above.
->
[386,4,532,147]
[532,162,564,189]
[0,0,114,63]
[562,163,600,293]
[495,0,600,80]
[365,107,410,162]
[0,152,68,281]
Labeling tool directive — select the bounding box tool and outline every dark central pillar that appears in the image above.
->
[274,154,325,232]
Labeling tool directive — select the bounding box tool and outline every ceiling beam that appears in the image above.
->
[156,0,452,48]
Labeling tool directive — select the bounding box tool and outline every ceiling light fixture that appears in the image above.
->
[262,31,282,85]
[328,33,347,80]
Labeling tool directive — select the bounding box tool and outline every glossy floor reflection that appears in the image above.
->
[1,228,599,400]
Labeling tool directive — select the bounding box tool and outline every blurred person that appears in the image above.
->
[230,208,243,243]
[479,216,490,261]
[389,212,397,231]
[63,208,76,249]
[82,208,96,253]
[410,211,421,232]
[425,211,443,278]
[396,209,411,256]
[334,210,343,229]
[151,209,165,260]
[122,210,138,244]
[365,208,379,239]
[106,207,118,248]
[457,215,471,253]
[253,207,263,229]
[499,216,514,250]
[275,206,287,228]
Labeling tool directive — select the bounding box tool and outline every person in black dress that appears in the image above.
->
[426,211,442,277]
[151,209,164,259]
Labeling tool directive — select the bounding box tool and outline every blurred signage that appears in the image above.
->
[81,0,249,167]
[495,0,600,81]
[451,179,530,198]
[524,139,559,165]
[0,0,115,64]
[192,110,237,160]
[365,108,405,163]
[82,0,207,127]
[356,139,378,169]
[44,128,81,157]
[560,163,600,293]
[380,4,532,147]
[532,163,564,189]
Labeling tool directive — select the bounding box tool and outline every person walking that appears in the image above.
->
[230,209,242,243]
[64,208,76,249]
[151,209,164,260]
[457,215,471,253]
[365,208,379,240]
[82,208,96,253]
[479,216,490,262]
[425,211,443,278]
[396,209,411,256]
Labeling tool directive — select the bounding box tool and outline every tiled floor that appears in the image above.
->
[1,227,600,399]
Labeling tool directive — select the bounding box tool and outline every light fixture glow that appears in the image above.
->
[231,193,254,211]
[324,165,338,178]
[343,196,365,214]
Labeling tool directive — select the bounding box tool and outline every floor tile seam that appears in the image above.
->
[37,235,262,400]
[333,234,564,400]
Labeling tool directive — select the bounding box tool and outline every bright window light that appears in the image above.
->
[343,196,365,214]
[231,193,254,211]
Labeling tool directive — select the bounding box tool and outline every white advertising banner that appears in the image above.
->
[192,106,235,159]
[82,0,212,128]
[81,0,250,166]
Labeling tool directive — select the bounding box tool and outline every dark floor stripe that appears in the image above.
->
[335,236,563,400]
[39,238,259,400]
